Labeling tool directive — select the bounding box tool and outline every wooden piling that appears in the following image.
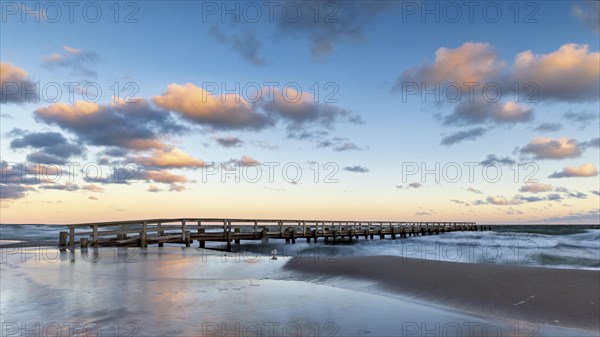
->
[69,226,75,245]
[234,228,241,244]
[185,230,191,247]
[59,232,67,246]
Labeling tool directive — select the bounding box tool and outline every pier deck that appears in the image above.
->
[59,219,487,251]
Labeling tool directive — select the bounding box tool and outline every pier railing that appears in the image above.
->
[58,218,485,251]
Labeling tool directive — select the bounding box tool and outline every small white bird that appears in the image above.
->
[271,249,278,260]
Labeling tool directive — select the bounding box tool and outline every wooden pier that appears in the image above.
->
[58,218,488,251]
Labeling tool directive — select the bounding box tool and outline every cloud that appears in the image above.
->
[467,187,483,194]
[415,209,436,216]
[480,154,516,166]
[168,184,186,192]
[334,142,361,152]
[344,165,369,173]
[226,156,261,167]
[519,137,581,159]
[10,129,82,164]
[154,84,361,143]
[534,122,562,132]
[591,191,600,196]
[563,111,599,128]
[154,83,271,131]
[131,148,205,169]
[549,163,599,178]
[42,46,101,78]
[572,2,600,35]
[274,1,392,58]
[512,44,600,101]
[505,208,523,215]
[541,209,600,223]
[34,99,185,151]
[451,199,470,206]
[88,196,98,200]
[318,137,361,151]
[215,136,244,148]
[82,184,104,193]
[581,137,600,150]
[516,195,545,203]
[140,170,188,184]
[444,99,532,126]
[486,195,523,205]
[567,192,587,199]
[546,193,563,201]
[397,183,422,189]
[397,42,504,91]
[0,184,32,200]
[0,62,38,104]
[39,182,79,191]
[441,127,487,145]
[204,1,390,64]
[519,183,553,193]
[209,26,266,66]
[147,185,162,193]
[396,43,600,136]
[260,87,362,130]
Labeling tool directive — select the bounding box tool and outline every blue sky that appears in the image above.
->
[1,1,599,224]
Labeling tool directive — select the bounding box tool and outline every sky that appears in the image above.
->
[0,0,599,224]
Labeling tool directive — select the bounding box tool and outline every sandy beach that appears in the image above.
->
[0,245,597,336]
[284,255,600,332]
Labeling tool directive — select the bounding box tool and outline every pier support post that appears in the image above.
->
[69,226,75,245]
[198,228,205,248]
[59,232,68,246]
[80,238,88,249]
[291,229,296,244]
[139,231,147,248]
[234,228,241,244]
[261,228,268,243]
[185,231,191,247]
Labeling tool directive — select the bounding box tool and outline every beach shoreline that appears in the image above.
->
[283,255,600,333]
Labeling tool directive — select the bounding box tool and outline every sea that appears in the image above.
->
[1,224,599,270]
[1,224,599,336]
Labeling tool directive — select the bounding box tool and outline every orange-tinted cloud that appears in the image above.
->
[133,148,205,169]
[154,83,271,130]
[0,62,38,104]
[549,163,599,178]
[520,137,581,159]
[519,183,553,193]
[513,44,600,101]
[398,42,505,90]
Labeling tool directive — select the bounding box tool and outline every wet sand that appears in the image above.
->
[284,255,600,332]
